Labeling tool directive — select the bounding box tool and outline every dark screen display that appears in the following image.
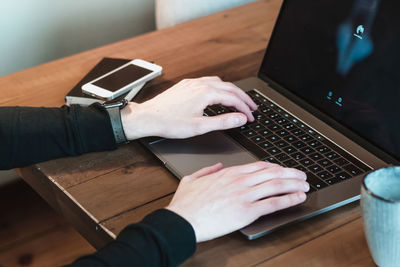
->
[260,0,400,159]
[93,64,152,92]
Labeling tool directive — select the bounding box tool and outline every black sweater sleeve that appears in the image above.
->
[68,209,196,267]
[0,104,117,170]
[0,105,197,266]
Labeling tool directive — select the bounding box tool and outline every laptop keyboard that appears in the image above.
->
[204,89,372,192]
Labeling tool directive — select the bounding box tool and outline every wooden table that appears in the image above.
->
[1,0,375,265]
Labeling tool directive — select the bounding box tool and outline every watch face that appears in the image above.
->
[104,99,128,109]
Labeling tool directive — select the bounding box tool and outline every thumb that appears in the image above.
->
[195,113,247,134]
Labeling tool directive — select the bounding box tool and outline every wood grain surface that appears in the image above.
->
[3,0,375,265]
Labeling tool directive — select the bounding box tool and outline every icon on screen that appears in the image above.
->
[354,25,365,39]
[336,97,343,107]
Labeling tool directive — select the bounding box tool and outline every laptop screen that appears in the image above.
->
[259,0,400,160]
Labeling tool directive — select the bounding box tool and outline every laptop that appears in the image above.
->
[142,0,400,240]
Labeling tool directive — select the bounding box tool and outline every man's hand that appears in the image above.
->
[166,161,309,242]
[121,76,257,140]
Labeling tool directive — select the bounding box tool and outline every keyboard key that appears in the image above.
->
[276,153,290,162]
[317,146,331,154]
[307,129,315,135]
[266,135,280,142]
[282,146,297,154]
[309,152,323,161]
[259,141,273,150]
[294,141,307,149]
[327,165,342,174]
[284,123,295,130]
[267,147,281,155]
[306,173,328,189]
[336,171,351,180]
[252,111,265,121]
[292,152,306,161]
[296,165,308,172]
[260,119,273,125]
[299,123,307,129]
[333,157,348,166]
[300,134,313,142]
[260,106,273,114]
[282,159,298,168]
[284,136,298,143]
[277,130,289,137]
[308,140,322,147]
[268,124,282,131]
[316,171,333,180]
[326,177,343,185]
[300,147,315,155]
[337,151,372,172]
[275,140,289,148]
[269,113,280,119]
[326,151,340,160]
[343,164,363,176]
[259,129,272,136]
[250,123,264,131]
[308,164,323,173]
[264,156,280,164]
[300,158,314,167]
[251,136,265,143]
[239,125,249,131]
[292,129,305,136]
[276,118,288,125]
[243,130,256,138]
[317,159,333,167]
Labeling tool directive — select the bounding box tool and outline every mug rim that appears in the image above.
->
[362,167,400,204]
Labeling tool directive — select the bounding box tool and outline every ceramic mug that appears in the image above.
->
[361,166,400,267]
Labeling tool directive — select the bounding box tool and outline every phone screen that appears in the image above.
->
[93,64,152,92]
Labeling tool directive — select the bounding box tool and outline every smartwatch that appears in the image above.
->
[102,99,129,144]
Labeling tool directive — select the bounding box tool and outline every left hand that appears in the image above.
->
[120,76,257,140]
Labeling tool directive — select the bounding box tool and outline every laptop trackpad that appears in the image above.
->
[149,131,258,178]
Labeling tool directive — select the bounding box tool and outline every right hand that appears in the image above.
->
[120,76,257,140]
[166,161,309,242]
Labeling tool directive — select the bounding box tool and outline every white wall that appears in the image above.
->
[0,0,155,185]
[0,0,155,76]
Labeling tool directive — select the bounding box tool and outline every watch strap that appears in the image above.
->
[107,106,128,144]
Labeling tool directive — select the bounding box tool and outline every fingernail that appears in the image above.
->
[234,115,246,126]
[303,182,310,192]
[298,192,306,201]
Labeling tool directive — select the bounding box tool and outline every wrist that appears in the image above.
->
[120,102,150,140]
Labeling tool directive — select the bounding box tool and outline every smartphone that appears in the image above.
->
[82,59,162,100]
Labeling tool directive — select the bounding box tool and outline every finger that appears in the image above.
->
[193,113,247,134]
[242,166,307,186]
[247,178,309,202]
[251,192,307,217]
[199,76,222,82]
[188,162,224,180]
[226,161,280,175]
[209,90,254,121]
[211,81,258,111]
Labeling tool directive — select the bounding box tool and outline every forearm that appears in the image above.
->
[68,209,196,267]
[0,104,116,170]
